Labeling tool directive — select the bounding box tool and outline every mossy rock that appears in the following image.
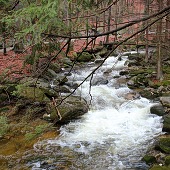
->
[142,155,157,165]
[150,104,165,116]
[77,52,93,62]
[96,47,108,57]
[155,137,170,154]
[149,165,170,170]
[140,90,158,100]
[47,96,88,123]
[20,77,49,89]
[49,63,61,73]
[44,69,58,79]
[13,85,50,102]
[163,114,170,133]
[165,155,170,166]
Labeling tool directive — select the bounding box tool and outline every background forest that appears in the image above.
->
[0,1,170,170]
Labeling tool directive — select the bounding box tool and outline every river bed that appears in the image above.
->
[25,52,163,169]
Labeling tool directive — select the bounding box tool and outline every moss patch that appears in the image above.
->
[149,165,170,170]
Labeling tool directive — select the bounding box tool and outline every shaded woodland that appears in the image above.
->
[0,0,170,80]
[0,1,170,169]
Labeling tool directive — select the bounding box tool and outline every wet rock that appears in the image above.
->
[139,88,158,100]
[142,155,157,165]
[155,137,170,154]
[124,92,140,100]
[91,77,109,86]
[76,52,93,62]
[94,58,104,64]
[119,70,129,76]
[160,97,170,107]
[103,69,112,75]
[65,82,79,89]
[150,104,165,116]
[162,114,170,133]
[59,86,71,93]
[47,96,88,123]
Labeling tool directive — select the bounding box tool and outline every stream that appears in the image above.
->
[28,52,163,170]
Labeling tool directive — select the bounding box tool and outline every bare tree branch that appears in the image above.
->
[56,10,170,107]
[42,5,170,39]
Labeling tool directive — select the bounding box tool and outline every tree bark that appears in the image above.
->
[156,0,163,80]
[106,7,111,43]
[2,22,7,55]
[145,0,150,62]
[165,0,170,48]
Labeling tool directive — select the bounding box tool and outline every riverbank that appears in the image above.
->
[123,50,170,169]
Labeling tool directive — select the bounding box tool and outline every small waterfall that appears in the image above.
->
[31,52,163,170]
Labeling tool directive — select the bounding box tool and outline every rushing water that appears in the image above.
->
[30,52,163,170]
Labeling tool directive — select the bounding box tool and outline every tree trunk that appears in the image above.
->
[156,0,163,80]
[145,0,150,63]
[2,22,7,55]
[165,0,170,49]
[106,7,111,43]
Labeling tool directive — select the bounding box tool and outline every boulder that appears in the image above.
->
[12,84,61,102]
[142,155,157,165]
[160,97,170,107]
[162,114,170,133]
[150,104,166,116]
[119,70,129,76]
[124,92,140,100]
[96,47,108,57]
[76,52,93,62]
[49,63,61,73]
[91,77,109,86]
[47,96,89,123]
[155,137,170,154]
[20,77,49,89]
[94,58,104,64]
[139,88,158,100]
[44,69,58,80]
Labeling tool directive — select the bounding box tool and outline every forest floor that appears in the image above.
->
[0,35,116,78]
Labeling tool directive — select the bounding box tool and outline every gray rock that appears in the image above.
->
[160,97,170,107]
[162,114,170,133]
[150,104,165,116]
[92,77,109,86]
[47,96,89,123]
